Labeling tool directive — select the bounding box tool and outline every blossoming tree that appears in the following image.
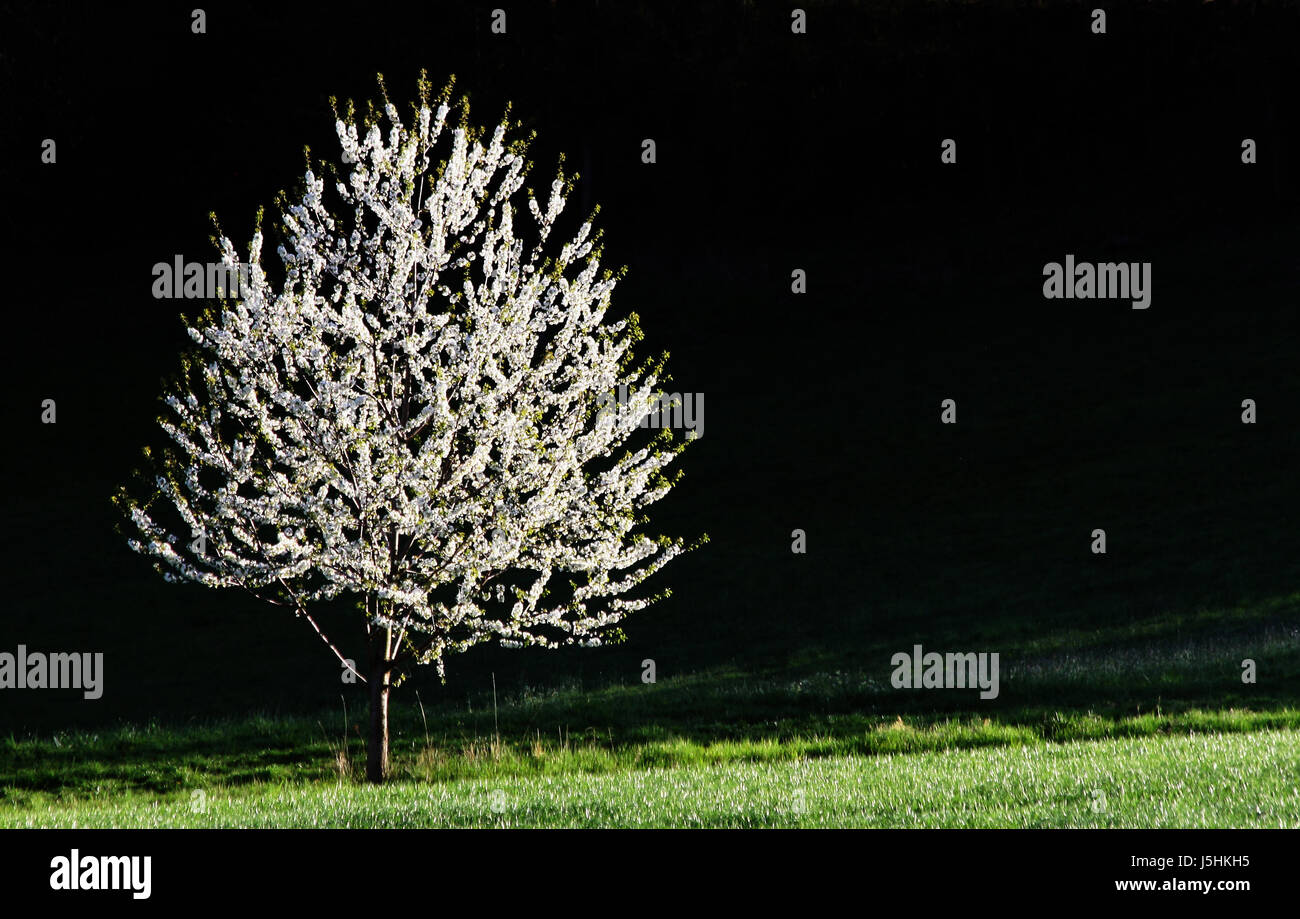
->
[116,76,700,782]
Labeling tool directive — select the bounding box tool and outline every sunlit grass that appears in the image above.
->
[4,591,1296,827]
[5,728,1297,828]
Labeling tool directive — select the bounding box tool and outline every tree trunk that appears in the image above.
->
[366,626,392,783]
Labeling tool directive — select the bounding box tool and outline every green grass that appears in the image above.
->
[5,698,1295,799]
[5,728,1298,828]
[3,590,1298,827]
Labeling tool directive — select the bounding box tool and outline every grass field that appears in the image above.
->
[5,717,1299,828]
[4,600,1298,827]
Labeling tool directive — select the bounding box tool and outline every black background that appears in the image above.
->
[3,0,1299,725]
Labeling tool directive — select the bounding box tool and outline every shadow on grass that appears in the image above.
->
[4,606,1297,806]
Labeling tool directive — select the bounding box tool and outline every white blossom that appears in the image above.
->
[117,81,700,682]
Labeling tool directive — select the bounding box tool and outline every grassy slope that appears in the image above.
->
[6,729,1298,828]
[3,602,1298,826]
